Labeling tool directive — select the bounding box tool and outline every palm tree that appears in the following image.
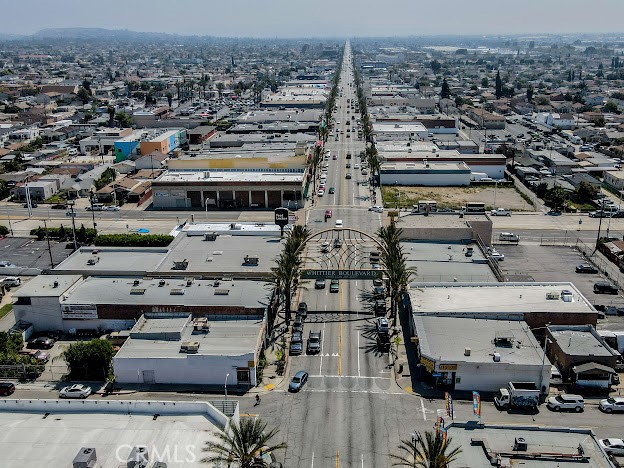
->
[391,431,461,468]
[202,417,287,467]
[377,223,415,326]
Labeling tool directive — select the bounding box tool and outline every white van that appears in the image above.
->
[499,232,519,242]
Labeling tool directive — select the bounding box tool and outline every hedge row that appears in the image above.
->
[94,233,174,247]
[31,225,97,244]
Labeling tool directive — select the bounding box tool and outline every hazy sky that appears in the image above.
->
[3,0,623,37]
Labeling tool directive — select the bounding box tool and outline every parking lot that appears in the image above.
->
[495,242,624,330]
[0,237,70,273]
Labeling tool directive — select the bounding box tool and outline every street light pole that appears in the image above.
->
[67,201,78,251]
[89,194,97,231]
[224,373,230,401]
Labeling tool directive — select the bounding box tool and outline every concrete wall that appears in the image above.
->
[400,226,472,243]
[14,296,63,332]
[113,353,256,387]
[380,172,470,186]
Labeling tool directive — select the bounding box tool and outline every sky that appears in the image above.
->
[2,0,623,38]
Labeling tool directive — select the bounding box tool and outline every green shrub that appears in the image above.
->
[94,233,174,247]
[60,339,115,381]
[0,225,9,236]
[30,225,97,244]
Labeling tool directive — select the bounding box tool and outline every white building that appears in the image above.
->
[413,316,550,392]
[380,161,471,186]
[113,313,262,387]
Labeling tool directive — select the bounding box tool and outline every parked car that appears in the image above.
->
[23,203,38,208]
[297,302,308,318]
[547,393,584,412]
[51,204,67,210]
[599,397,624,413]
[594,281,619,294]
[490,208,512,216]
[59,384,92,399]
[330,279,340,293]
[599,438,624,456]
[0,261,16,268]
[288,370,309,392]
[0,382,15,396]
[27,337,55,349]
[293,315,304,333]
[376,317,389,334]
[1,277,21,287]
[18,349,50,362]
[289,332,303,356]
[490,250,505,261]
[318,189,325,197]
[576,264,598,274]
[315,279,326,289]
[105,205,120,211]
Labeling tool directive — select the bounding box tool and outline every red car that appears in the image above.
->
[325,209,333,220]
[0,382,15,396]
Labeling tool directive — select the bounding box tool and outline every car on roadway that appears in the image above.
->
[288,370,309,392]
[318,189,325,197]
[289,332,303,355]
[490,208,512,216]
[346,163,351,168]
[346,173,352,179]
[335,219,343,227]
[65,210,76,217]
[105,205,120,211]
[23,203,38,208]
[307,331,322,355]
[333,238,343,249]
[329,187,335,194]
[575,264,598,274]
[599,438,624,456]
[325,209,332,219]
[297,302,308,318]
[320,242,330,253]
[599,397,624,413]
[1,277,20,287]
[376,317,389,334]
[547,393,584,412]
[27,337,55,349]
[59,384,92,399]
[0,382,15,396]
[369,206,384,213]
[330,279,340,293]
[315,279,326,289]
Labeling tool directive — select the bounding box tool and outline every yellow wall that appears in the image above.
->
[168,155,307,170]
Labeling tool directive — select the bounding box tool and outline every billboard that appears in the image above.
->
[61,304,98,319]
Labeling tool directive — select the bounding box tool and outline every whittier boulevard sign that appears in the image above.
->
[301,269,382,280]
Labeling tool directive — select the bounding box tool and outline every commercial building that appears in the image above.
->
[113,313,262,386]
[113,132,143,162]
[11,180,58,200]
[139,129,186,157]
[407,283,600,330]
[13,275,268,333]
[152,170,304,209]
[546,325,620,385]
[0,398,235,468]
[380,161,471,186]
[187,125,216,145]
[79,127,135,155]
[398,214,493,246]
[372,121,428,141]
[413,316,549,392]
[447,422,612,468]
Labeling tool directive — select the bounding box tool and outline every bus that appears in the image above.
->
[464,202,486,213]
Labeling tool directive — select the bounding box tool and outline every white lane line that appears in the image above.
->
[361,454,364,468]
[421,398,427,421]
[357,327,361,377]
[311,452,314,468]
[304,389,405,395]
[309,375,390,380]
[319,319,326,376]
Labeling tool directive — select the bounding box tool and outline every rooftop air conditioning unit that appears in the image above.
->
[180,341,200,353]
[513,437,527,451]
[204,232,218,241]
[72,447,97,468]
[133,279,140,286]
[493,352,501,362]
[127,446,149,468]
[464,347,471,356]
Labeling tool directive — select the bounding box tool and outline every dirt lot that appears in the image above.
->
[382,186,535,211]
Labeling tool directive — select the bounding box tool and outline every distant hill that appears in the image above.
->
[32,28,177,41]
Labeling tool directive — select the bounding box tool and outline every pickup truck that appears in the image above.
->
[490,208,512,216]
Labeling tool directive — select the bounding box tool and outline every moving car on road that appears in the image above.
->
[307,331,322,354]
[59,384,92,399]
[330,279,340,293]
[0,382,15,396]
[288,370,309,392]
[315,279,326,289]
[490,208,512,216]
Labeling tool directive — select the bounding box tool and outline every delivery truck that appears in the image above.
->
[494,382,540,410]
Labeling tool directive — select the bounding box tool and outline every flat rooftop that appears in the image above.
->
[0,405,224,468]
[53,247,167,275]
[117,318,261,358]
[63,277,268,311]
[372,122,427,133]
[448,422,612,468]
[12,274,81,298]
[155,170,304,183]
[398,212,491,227]
[409,283,596,315]
[403,242,496,283]
[237,109,322,123]
[415,316,544,365]
[381,161,470,172]
[549,326,617,358]
[179,223,281,236]
[158,233,282,276]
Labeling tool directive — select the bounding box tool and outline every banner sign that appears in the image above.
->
[445,392,453,420]
[472,391,481,418]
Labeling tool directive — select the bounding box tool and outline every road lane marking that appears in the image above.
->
[336,451,340,468]
[304,389,405,395]
[309,375,390,379]
[338,282,343,376]
[362,454,364,468]
[357,324,361,377]
[421,398,427,421]
[319,320,327,376]
[311,452,314,468]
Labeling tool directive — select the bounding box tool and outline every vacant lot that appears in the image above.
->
[381,185,535,211]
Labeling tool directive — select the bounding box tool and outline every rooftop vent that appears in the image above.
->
[158,280,166,287]
[170,288,185,295]
[72,447,97,468]
[493,352,501,362]
[546,291,559,300]
[172,259,188,270]
[214,289,230,295]
[513,437,527,451]
[464,347,471,356]
[193,317,210,332]
[53,281,59,288]
[133,279,141,286]
[180,341,200,353]
[130,288,146,295]
[494,332,514,347]
[186,278,194,287]
[204,232,218,241]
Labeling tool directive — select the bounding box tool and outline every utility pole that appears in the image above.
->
[89,194,97,231]
[67,201,78,251]
[43,219,54,269]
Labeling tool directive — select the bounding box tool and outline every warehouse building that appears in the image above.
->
[380,161,471,186]
[113,312,262,386]
[139,129,186,157]
[152,170,305,209]
[413,316,549,392]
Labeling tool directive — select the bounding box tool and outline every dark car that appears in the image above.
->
[289,332,303,355]
[346,173,352,179]
[315,279,326,289]
[576,264,598,274]
[23,203,38,208]
[27,337,55,349]
[297,302,308,318]
[373,286,385,298]
[51,204,67,210]
[333,238,343,249]
[594,281,619,295]
[376,333,390,351]
[0,382,15,396]
[330,279,340,293]
[293,315,304,333]
[288,370,309,392]
[307,331,322,354]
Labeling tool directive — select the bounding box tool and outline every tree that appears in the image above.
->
[604,101,619,113]
[216,82,225,99]
[0,225,9,236]
[574,182,598,204]
[107,106,115,127]
[81,80,92,93]
[526,85,534,102]
[544,186,569,211]
[495,70,503,99]
[77,87,91,104]
[391,431,462,468]
[202,417,287,467]
[481,77,489,88]
[58,339,115,380]
[440,79,451,99]
[165,92,173,108]
[430,60,441,74]
[114,111,133,128]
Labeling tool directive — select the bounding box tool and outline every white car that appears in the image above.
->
[489,250,505,261]
[599,438,624,455]
[105,205,120,211]
[318,189,325,197]
[599,397,624,413]
[1,276,21,287]
[376,317,389,334]
[369,206,384,213]
[59,384,92,399]
[335,219,343,227]
[490,208,511,216]
[547,393,584,412]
